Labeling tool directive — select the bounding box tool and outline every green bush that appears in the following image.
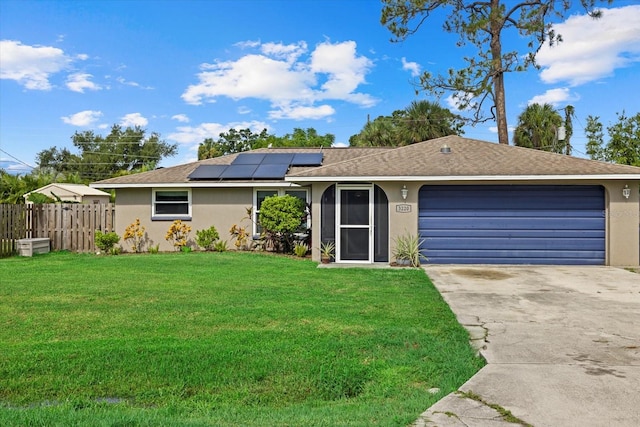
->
[94,230,120,253]
[213,240,228,252]
[293,242,309,257]
[27,193,55,204]
[195,225,220,251]
[258,195,306,253]
[392,232,427,267]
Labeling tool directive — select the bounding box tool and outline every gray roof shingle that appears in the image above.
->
[92,136,640,187]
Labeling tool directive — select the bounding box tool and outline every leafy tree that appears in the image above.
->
[254,128,335,149]
[563,105,575,155]
[586,112,640,166]
[198,127,334,160]
[350,100,464,146]
[349,115,398,147]
[585,115,606,161]
[380,0,611,145]
[513,103,564,153]
[0,169,62,204]
[37,125,177,181]
[258,195,306,253]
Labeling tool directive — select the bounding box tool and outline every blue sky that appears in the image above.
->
[1,0,639,176]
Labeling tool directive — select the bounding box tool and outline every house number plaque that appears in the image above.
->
[396,204,411,213]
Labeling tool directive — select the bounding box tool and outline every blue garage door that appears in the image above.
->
[418,185,605,265]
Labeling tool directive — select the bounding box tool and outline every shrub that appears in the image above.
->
[392,232,428,267]
[165,220,192,251]
[229,224,250,251]
[123,218,146,253]
[293,242,309,257]
[196,226,220,251]
[148,244,160,254]
[258,195,306,253]
[94,230,120,253]
[213,240,228,252]
[27,193,56,204]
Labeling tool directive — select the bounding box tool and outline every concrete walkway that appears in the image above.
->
[416,266,640,427]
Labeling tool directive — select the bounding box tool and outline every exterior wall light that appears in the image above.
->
[622,184,631,199]
[401,185,409,200]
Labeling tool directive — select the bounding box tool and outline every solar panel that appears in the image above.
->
[261,153,295,164]
[220,164,259,179]
[189,151,324,181]
[188,165,228,180]
[291,153,323,166]
[252,163,289,179]
[232,153,266,165]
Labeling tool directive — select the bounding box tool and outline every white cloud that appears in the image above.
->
[120,113,148,127]
[445,92,476,111]
[237,106,251,115]
[181,40,377,119]
[182,54,315,105]
[310,41,375,105]
[261,41,307,63]
[61,110,103,126]
[116,76,153,90]
[0,40,72,90]
[269,104,335,120]
[167,120,270,148]
[66,72,101,93]
[537,5,640,86]
[171,114,190,123]
[527,88,578,106]
[401,57,421,77]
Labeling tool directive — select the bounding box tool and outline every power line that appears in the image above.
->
[0,148,35,170]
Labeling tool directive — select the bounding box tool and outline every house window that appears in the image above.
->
[152,189,191,220]
[253,188,309,236]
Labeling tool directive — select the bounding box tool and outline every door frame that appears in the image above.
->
[336,184,374,263]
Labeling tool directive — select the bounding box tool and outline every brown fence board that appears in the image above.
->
[0,204,115,256]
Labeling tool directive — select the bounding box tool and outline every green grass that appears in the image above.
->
[0,251,484,426]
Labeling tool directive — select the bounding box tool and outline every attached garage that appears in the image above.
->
[418,185,606,265]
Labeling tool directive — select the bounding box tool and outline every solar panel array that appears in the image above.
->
[188,152,323,180]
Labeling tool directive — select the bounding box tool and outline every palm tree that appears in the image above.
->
[513,103,564,153]
[401,100,464,144]
[349,117,398,147]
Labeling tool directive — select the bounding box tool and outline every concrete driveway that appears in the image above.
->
[416,266,640,427]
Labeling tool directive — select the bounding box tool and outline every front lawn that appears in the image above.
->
[0,251,483,426]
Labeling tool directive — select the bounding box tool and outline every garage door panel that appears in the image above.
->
[426,237,605,250]
[418,185,605,265]
[426,255,605,265]
[420,217,605,230]
[419,191,603,210]
[423,229,605,239]
[420,209,604,218]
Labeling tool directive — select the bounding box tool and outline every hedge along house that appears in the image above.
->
[92,135,640,266]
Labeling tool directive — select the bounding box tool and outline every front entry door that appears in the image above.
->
[337,186,372,262]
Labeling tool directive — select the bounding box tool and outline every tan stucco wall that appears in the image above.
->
[604,181,639,266]
[310,180,640,266]
[115,181,639,265]
[115,187,253,252]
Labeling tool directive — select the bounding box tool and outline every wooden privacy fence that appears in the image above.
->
[0,204,28,257]
[0,204,115,256]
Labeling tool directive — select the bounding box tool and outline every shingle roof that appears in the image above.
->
[286,136,640,180]
[25,183,110,197]
[91,136,640,188]
[92,147,391,186]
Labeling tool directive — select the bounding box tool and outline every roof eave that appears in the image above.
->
[90,181,303,189]
[285,174,640,182]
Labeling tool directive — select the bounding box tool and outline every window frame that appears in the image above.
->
[151,188,192,221]
[253,188,309,236]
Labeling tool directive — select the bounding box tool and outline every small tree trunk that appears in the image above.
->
[490,0,509,145]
